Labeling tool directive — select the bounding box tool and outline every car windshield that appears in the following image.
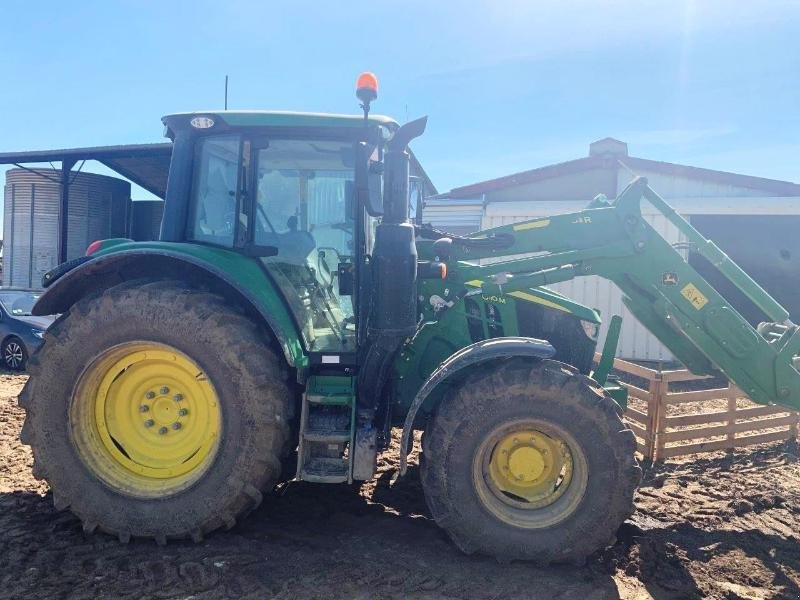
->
[0,291,41,316]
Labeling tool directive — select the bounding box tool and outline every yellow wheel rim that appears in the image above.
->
[487,430,573,507]
[70,342,222,498]
[473,421,588,529]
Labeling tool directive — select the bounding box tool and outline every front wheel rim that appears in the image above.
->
[5,341,23,368]
[473,419,589,529]
[70,342,222,498]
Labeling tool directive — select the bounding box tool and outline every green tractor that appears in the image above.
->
[19,74,800,563]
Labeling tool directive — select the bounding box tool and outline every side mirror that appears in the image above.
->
[355,142,383,216]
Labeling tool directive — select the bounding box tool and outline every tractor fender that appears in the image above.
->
[397,336,555,477]
[33,249,304,370]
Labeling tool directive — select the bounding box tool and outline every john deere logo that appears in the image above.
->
[662,272,679,286]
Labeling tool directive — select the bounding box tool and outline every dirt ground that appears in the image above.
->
[2,373,800,599]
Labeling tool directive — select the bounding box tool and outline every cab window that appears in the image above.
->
[253,139,356,353]
[189,135,240,247]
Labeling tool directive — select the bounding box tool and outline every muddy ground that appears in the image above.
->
[2,373,800,599]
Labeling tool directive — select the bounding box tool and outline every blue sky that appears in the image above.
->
[0,0,798,204]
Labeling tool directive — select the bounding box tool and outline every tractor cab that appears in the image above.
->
[159,110,427,359]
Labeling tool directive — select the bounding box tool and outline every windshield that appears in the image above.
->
[0,291,41,316]
[254,139,356,353]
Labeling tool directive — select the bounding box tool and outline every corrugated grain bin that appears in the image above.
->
[129,199,164,241]
[3,168,130,288]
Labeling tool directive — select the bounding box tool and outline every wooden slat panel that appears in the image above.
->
[660,415,797,443]
[626,421,651,440]
[593,353,659,380]
[621,383,651,400]
[660,369,714,383]
[624,406,649,425]
[613,358,659,379]
[664,410,729,428]
[664,388,732,405]
[735,405,793,420]
[660,430,792,458]
[728,414,798,434]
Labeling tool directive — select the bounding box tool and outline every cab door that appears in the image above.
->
[247,137,359,358]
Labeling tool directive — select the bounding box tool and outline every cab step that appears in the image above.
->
[301,457,349,483]
[296,375,356,484]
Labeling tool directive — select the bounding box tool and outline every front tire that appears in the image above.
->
[420,358,641,563]
[19,281,291,543]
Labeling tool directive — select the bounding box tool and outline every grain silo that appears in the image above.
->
[3,169,130,288]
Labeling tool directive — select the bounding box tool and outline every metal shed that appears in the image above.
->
[0,144,172,266]
[425,138,800,362]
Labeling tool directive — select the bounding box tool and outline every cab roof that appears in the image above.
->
[162,110,399,133]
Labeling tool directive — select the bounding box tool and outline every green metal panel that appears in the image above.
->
[392,278,599,417]
[305,375,356,405]
[92,240,308,371]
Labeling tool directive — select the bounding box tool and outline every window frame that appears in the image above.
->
[187,133,244,249]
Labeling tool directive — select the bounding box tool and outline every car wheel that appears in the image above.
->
[3,337,27,371]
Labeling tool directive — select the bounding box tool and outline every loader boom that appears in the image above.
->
[431,176,800,410]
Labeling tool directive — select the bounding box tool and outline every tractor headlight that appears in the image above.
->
[580,320,599,341]
[32,329,45,339]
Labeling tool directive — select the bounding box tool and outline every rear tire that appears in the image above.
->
[420,358,640,563]
[19,280,292,543]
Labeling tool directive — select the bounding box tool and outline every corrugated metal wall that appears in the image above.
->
[3,169,130,288]
[423,197,484,235]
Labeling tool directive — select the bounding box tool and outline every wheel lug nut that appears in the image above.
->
[158,426,168,435]
[172,422,182,431]
[144,419,155,428]
[145,391,155,399]
[178,408,188,417]
[173,394,183,402]
[140,405,150,413]
[160,386,169,394]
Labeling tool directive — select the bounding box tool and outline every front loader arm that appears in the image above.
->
[436,177,800,410]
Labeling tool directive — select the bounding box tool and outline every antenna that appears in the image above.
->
[224,75,229,110]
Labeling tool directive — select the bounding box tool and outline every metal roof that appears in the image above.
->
[0,143,172,198]
[444,147,800,199]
